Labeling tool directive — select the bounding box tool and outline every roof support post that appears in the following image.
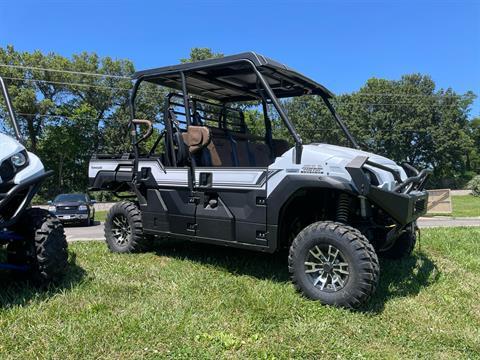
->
[129,78,143,181]
[321,95,360,149]
[0,76,22,142]
[180,71,191,126]
[251,66,303,164]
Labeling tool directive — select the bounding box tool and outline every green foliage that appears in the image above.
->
[0,45,134,198]
[467,175,480,196]
[281,74,477,187]
[180,48,224,63]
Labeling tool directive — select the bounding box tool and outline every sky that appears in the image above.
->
[0,0,479,117]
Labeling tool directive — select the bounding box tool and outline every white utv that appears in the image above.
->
[88,53,431,308]
[0,77,68,282]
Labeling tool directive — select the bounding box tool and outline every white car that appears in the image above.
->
[0,77,68,282]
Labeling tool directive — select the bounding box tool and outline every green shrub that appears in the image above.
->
[467,175,480,196]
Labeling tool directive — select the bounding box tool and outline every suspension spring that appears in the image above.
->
[336,193,350,223]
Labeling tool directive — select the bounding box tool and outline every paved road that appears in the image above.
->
[64,217,480,242]
[417,217,480,228]
[64,222,104,241]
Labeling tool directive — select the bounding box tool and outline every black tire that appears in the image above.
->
[83,217,92,227]
[8,208,68,282]
[379,228,416,259]
[104,201,148,253]
[288,221,380,309]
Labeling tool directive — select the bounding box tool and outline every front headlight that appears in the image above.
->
[78,205,88,211]
[48,206,56,212]
[11,151,27,167]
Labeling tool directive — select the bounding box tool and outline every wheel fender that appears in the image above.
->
[267,175,357,225]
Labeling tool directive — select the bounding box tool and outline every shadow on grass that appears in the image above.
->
[362,251,440,313]
[0,252,86,308]
[152,240,439,313]
[152,239,290,282]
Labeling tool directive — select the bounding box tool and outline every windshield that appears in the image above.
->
[279,95,358,148]
[54,194,87,203]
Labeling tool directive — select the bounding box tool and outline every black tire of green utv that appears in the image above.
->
[104,201,149,253]
[288,221,380,309]
[379,229,416,260]
[8,208,68,283]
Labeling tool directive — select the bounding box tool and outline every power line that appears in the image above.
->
[0,63,132,79]
[16,112,120,122]
[333,102,462,107]
[1,76,131,91]
[337,93,470,98]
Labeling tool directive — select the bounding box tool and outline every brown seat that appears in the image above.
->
[182,126,211,154]
[206,127,235,167]
[193,126,284,168]
[228,131,273,167]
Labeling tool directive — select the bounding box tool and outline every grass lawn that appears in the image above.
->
[95,210,107,221]
[94,210,107,223]
[1,227,479,359]
[450,195,480,217]
[428,195,480,217]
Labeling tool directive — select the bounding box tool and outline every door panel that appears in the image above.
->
[194,168,268,246]
[137,164,195,237]
[195,191,235,241]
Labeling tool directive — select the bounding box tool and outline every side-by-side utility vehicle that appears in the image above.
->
[89,53,430,308]
[0,76,68,282]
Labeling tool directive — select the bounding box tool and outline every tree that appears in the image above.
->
[0,45,135,198]
[282,74,476,187]
[180,48,224,63]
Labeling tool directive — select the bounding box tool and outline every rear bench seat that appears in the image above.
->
[205,128,278,167]
[181,125,291,168]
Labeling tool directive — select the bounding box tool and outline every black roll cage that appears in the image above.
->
[0,76,23,142]
[127,58,359,174]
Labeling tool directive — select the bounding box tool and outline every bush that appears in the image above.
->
[467,175,480,196]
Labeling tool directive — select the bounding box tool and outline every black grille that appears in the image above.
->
[56,206,79,214]
[0,159,15,182]
[415,198,427,213]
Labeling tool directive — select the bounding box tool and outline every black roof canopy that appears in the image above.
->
[133,52,334,102]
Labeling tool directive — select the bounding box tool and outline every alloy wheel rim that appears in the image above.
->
[304,244,349,292]
[111,215,131,246]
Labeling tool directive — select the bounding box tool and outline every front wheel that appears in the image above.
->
[288,221,379,309]
[9,208,68,283]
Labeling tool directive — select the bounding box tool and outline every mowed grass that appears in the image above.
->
[1,228,479,359]
[451,195,480,217]
[94,210,107,223]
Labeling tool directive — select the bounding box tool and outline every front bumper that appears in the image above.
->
[346,156,431,225]
[56,213,89,222]
[0,170,53,227]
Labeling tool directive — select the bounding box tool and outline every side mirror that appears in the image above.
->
[47,200,53,205]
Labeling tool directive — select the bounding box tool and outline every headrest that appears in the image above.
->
[182,126,211,154]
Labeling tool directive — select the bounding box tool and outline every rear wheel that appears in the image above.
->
[104,201,149,253]
[288,221,379,309]
[9,208,68,282]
